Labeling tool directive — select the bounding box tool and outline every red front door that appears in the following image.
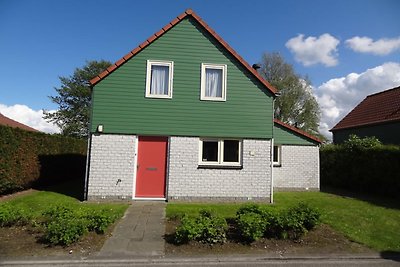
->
[135,136,168,198]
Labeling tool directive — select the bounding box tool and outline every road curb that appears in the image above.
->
[2,253,397,266]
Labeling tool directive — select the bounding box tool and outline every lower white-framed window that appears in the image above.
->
[273,145,281,166]
[145,60,174,98]
[199,138,242,167]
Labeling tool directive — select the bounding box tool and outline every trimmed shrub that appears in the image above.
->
[237,212,265,242]
[197,210,228,244]
[293,202,321,231]
[269,202,321,240]
[236,203,273,242]
[320,135,400,198]
[0,204,31,227]
[236,202,320,241]
[42,205,76,220]
[41,205,84,245]
[41,205,121,245]
[174,215,201,244]
[86,209,116,234]
[175,209,228,244]
[44,217,89,245]
[0,125,87,195]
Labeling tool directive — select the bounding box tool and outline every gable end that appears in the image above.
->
[90,9,277,96]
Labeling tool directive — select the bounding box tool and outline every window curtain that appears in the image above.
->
[150,65,169,95]
[205,68,222,97]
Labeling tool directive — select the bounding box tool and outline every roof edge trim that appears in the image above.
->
[274,119,322,144]
[330,117,400,132]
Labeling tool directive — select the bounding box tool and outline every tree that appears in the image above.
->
[259,52,322,138]
[44,60,112,138]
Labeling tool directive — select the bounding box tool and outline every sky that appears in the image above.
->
[1,0,399,138]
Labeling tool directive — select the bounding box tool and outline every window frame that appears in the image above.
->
[145,60,174,99]
[200,63,227,101]
[198,138,242,167]
[273,145,281,166]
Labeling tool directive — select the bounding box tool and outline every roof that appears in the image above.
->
[274,119,321,144]
[0,113,39,132]
[331,86,400,131]
[90,9,277,95]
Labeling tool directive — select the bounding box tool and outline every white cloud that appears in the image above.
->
[315,62,400,139]
[286,33,340,67]
[0,104,60,134]
[345,36,400,55]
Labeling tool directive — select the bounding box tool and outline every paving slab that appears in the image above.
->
[97,201,166,258]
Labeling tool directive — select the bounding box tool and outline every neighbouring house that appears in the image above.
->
[85,9,321,202]
[0,113,39,132]
[330,86,400,145]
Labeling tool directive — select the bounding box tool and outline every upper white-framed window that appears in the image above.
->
[200,63,227,101]
[273,145,281,166]
[199,138,242,167]
[145,60,174,99]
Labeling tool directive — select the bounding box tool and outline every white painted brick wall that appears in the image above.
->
[167,137,272,201]
[87,134,136,200]
[273,145,319,190]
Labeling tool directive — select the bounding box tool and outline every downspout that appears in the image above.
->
[252,63,277,204]
[270,137,274,204]
[270,96,275,204]
[84,85,95,201]
[270,92,281,204]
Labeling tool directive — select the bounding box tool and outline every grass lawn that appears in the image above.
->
[1,189,128,218]
[166,191,400,252]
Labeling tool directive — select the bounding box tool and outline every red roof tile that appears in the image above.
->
[330,86,400,131]
[89,9,277,95]
[0,113,39,132]
[274,119,322,144]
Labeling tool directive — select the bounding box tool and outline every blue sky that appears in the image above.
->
[1,0,399,137]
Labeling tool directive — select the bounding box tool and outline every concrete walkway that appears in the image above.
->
[97,201,166,258]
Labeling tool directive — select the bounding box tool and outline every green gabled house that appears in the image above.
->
[85,9,321,202]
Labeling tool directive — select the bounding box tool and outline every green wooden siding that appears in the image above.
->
[91,17,274,139]
[274,124,317,145]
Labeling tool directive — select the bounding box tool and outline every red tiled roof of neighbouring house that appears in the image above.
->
[274,119,322,144]
[0,113,39,132]
[330,86,400,131]
[90,9,277,95]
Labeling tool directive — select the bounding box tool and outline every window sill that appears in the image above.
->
[273,163,282,167]
[145,95,173,99]
[198,165,243,170]
[200,97,226,102]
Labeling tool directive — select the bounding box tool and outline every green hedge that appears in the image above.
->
[320,136,400,198]
[0,125,87,195]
